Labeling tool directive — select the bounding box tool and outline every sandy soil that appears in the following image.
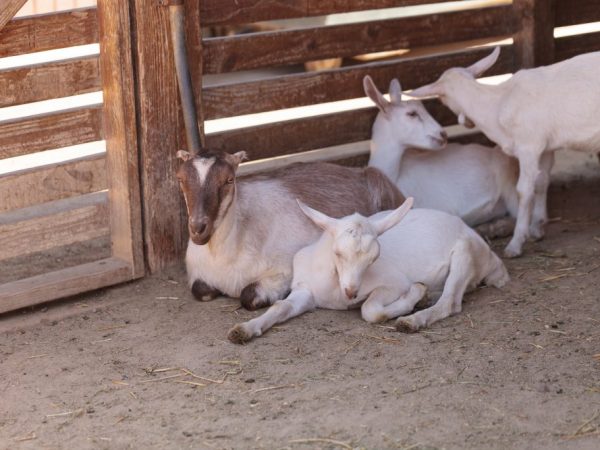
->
[1,163,599,449]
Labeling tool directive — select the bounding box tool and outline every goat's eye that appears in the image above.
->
[226,177,234,184]
[407,111,419,118]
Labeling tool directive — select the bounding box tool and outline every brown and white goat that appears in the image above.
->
[176,149,403,310]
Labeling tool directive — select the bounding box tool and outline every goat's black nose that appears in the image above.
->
[440,130,448,141]
[190,218,209,235]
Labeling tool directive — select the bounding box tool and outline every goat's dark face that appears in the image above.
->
[176,150,247,245]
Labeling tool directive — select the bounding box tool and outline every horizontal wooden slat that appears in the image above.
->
[200,0,458,26]
[206,99,455,159]
[0,154,106,212]
[0,191,109,260]
[203,45,515,119]
[0,257,131,314]
[555,32,600,62]
[204,5,514,73]
[555,0,600,27]
[0,56,100,107]
[0,7,98,58]
[0,106,103,159]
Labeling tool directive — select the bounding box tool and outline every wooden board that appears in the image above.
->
[0,7,98,58]
[0,0,27,32]
[98,0,145,277]
[203,45,516,119]
[203,5,514,73]
[0,257,131,314]
[555,0,600,27]
[555,31,600,62]
[0,191,109,260]
[0,56,100,108]
[200,0,458,26]
[0,154,106,213]
[0,105,103,160]
[513,0,555,68]
[205,99,455,160]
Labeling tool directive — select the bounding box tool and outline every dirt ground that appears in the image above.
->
[1,155,599,450]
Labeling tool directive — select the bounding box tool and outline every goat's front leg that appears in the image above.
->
[504,150,542,258]
[191,279,222,302]
[530,151,555,240]
[228,288,315,344]
[361,283,427,323]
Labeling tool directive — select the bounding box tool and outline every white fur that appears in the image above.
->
[192,158,215,184]
[409,48,600,257]
[228,199,509,342]
[364,75,519,232]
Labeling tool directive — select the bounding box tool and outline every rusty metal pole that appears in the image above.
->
[160,0,202,154]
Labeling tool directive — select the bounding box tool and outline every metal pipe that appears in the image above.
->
[168,2,202,154]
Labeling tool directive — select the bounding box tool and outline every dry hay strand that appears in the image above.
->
[173,380,206,387]
[562,410,600,440]
[364,334,402,344]
[139,374,184,383]
[13,432,36,442]
[249,384,297,394]
[290,438,353,449]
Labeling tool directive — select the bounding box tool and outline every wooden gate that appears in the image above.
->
[0,0,144,313]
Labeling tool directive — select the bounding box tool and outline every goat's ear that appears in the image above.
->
[363,75,391,116]
[176,150,193,161]
[370,197,413,236]
[466,46,500,77]
[389,78,403,105]
[408,82,441,98]
[296,200,337,232]
[227,151,248,170]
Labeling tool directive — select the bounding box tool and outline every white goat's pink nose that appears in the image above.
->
[345,287,358,300]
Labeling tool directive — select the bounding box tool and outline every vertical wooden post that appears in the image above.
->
[184,0,205,147]
[513,0,556,68]
[98,0,145,278]
[130,0,191,272]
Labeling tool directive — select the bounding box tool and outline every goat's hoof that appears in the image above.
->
[395,318,419,333]
[503,243,523,258]
[529,226,545,241]
[191,280,220,302]
[227,324,253,344]
[240,296,270,311]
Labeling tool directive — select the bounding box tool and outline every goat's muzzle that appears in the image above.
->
[344,287,358,300]
[189,217,212,245]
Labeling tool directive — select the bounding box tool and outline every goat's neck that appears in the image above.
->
[369,124,406,183]
[207,192,240,256]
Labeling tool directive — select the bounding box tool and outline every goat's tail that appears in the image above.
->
[364,166,405,212]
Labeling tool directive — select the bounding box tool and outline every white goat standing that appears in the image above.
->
[228,198,508,343]
[364,75,519,238]
[409,47,600,257]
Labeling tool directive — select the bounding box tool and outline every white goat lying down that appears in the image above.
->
[228,198,509,343]
[409,47,600,257]
[364,75,519,238]
[176,149,403,310]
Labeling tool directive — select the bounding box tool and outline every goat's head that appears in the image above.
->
[298,197,414,300]
[176,149,247,245]
[408,46,501,128]
[364,75,447,150]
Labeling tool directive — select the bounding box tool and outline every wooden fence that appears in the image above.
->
[0,0,599,313]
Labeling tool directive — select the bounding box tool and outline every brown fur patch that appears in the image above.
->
[191,279,221,302]
[240,283,270,311]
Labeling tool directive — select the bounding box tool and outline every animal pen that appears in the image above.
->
[1,0,599,314]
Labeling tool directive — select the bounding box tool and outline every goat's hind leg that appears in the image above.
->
[396,240,474,332]
[228,289,315,344]
[361,283,427,323]
[529,151,554,240]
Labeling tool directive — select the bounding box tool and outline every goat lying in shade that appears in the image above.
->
[176,149,403,310]
[228,198,508,343]
[364,75,519,239]
[409,47,600,257]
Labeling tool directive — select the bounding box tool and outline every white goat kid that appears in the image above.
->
[228,198,509,343]
[364,75,519,238]
[409,47,600,257]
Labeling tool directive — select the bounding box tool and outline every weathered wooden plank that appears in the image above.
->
[204,5,514,73]
[555,31,600,62]
[0,257,131,314]
[0,191,109,260]
[205,100,455,160]
[203,45,515,119]
[555,0,600,26]
[184,0,205,146]
[513,0,555,68]
[0,154,106,213]
[0,56,100,107]
[200,0,457,26]
[130,0,188,272]
[0,8,98,58]
[0,0,27,32]
[0,106,103,160]
[98,0,144,277]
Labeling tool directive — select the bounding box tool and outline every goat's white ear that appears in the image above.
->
[389,78,403,104]
[296,200,337,232]
[363,75,391,116]
[408,82,441,98]
[370,197,414,236]
[227,151,248,170]
[466,46,500,77]
[176,150,193,161]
